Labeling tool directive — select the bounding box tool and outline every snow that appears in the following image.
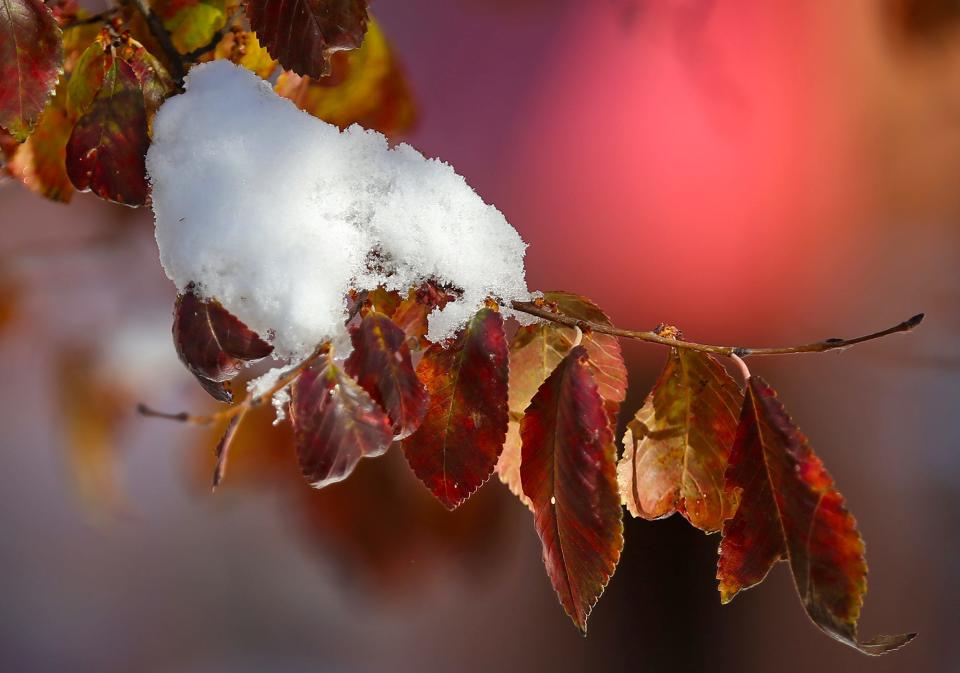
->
[146,61,529,363]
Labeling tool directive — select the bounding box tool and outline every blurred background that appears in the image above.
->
[1,0,958,671]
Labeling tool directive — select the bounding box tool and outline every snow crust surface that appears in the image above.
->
[146,61,528,361]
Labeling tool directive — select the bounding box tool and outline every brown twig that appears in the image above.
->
[62,9,120,29]
[509,300,924,358]
[138,343,328,425]
[126,0,186,84]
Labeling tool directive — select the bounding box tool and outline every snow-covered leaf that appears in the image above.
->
[345,311,428,439]
[172,287,274,402]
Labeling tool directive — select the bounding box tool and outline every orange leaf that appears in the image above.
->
[617,348,741,532]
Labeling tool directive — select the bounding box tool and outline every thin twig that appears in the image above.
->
[62,9,119,29]
[185,27,227,62]
[138,343,328,425]
[126,0,186,84]
[510,300,924,358]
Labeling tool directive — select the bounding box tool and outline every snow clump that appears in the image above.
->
[146,60,529,362]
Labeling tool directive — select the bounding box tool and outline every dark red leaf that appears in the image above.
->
[345,312,428,439]
[402,307,508,509]
[0,0,63,140]
[520,346,623,633]
[172,288,274,402]
[496,291,626,510]
[245,0,369,79]
[617,348,742,532]
[65,56,149,206]
[291,354,392,488]
[717,376,915,655]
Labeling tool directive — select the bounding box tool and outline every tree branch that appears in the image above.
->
[509,300,924,358]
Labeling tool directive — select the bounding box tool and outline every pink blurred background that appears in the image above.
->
[1,1,958,671]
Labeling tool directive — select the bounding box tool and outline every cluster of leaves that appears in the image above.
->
[3,0,916,657]
[0,0,412,205]
[171,283,914,652]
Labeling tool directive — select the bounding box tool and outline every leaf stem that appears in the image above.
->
[137,343,328,425]
[509,301,924,358]
[729,353,751,382]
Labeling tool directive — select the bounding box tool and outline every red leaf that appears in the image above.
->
[291,354,392,488]
[402,307,508,509]
[345,312,428,439]
[172,288,274,402]
[717,376,915,655]
[617,348,742,532]
[0,0,63,140]
[246,0,369,79]
[520,346,623,632]
[496,292,626,510]
[65,56,149,206]
[390,281,453,349]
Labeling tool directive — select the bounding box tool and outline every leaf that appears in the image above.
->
[66,30,109,119]
[213,27,277,79]
[291,354,392,488]
[172,287,274,402]
[496,291,626,510]
[390,281,453,349]
[617,348,742,532]
[545,291,628,415]
[116,36,174,131]
[154,0,228,54]
[717,376,916,655]
[520,346,624,633]
[57,347,129,517]
[0,0,63,140]
[65,56,150,206]
[274,17,415,138]
[496,321,576,510]
[7,79,73,201]
[402,307,509,509]
[246,0,369,79]
[344,312,428,439]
